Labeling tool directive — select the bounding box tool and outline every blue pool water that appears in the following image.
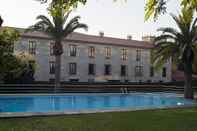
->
[0,93,195,113]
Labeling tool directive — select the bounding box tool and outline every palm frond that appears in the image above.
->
[25,23,44,33]
[190,25,197,43]
[63,10,72,25]
[154,34,176,43]
[25,15,55,37]
[157,27,180,37]
[155,41,176,49]
[65,16,81,27]
[36,15,54,28]
[171,13,189,36]
[64,24,88,37]
[63,16,88,37]
[191,15,197,30]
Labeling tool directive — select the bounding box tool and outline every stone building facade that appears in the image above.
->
[14,28,171,82]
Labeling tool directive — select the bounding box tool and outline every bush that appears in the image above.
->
[3,52,36,84]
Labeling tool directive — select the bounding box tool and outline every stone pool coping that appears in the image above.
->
[0,93,196,118]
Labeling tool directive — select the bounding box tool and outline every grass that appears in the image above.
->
[1,107,197,131]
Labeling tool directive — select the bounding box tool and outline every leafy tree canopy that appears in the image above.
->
[0,27,36,83]
[0,27,19,55]
[36,0,86,11]
[0,27,19,79]
[145,0,197,21]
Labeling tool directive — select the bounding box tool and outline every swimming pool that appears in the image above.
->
[0,93,196,114]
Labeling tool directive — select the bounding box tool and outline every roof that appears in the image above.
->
[4,27,154,49]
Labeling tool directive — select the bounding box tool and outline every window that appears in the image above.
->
[121,65,127,76]
[88,64,95,75]
[104,64,111,75]
[135,66,143,77]
[50,42,55,56]
[49,78,55,82]
[121,48,128,60]
[150,66,154,77]
[49,61,55,74]
[69,63,77,75]
[88,46,95,58]
[136,49,141,61]
[69,45,77,57]
[29,41,36,55]
[104,47,111,59]
[162,67,167,77]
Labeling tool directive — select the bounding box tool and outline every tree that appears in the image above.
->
[153,7,197,99]
[36,0,86,11]
[27,0,88,89]
[0,27,36,83]
[145,0,197,21]
[2,52,36,84]
[0,27,19,64]
[0,27,19,63]
[11,52,36,84]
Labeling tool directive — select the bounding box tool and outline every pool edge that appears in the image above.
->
[0,104,196,118]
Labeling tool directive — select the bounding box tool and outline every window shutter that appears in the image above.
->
[68,47,70,56]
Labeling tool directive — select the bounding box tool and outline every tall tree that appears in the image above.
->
[27,0,87,89]
[153,7,197,99]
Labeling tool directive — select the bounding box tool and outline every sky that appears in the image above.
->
[0,0,181,40]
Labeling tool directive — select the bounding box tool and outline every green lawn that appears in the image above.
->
[1,107,197,131]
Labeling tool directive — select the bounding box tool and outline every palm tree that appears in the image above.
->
[153,7,197,99]
[27,1,88,90]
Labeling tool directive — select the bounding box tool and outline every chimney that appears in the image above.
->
[142,35,155,43]
[127,35,132,40]
[99,31,104,37]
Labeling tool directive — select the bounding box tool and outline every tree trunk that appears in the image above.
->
[54,40,63,92]
[184,62,194,99]
[0,16,3,27]
[55,54,61,91]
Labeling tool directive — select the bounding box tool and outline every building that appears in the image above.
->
[14,28,171,83]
